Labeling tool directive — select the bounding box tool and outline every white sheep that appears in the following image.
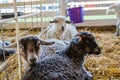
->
[106,4,120,36]
[62,23,78,40]
[37,15,78,40]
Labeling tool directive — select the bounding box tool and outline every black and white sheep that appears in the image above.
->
[0,40,15,61]
[22,32,101,80]
[0,48,15,61]
[40,38,68,60]
[37,15,78,40]
[0,40,11,48]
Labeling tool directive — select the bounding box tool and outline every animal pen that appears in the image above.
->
[0,0,120,80]
[0,0,66,80]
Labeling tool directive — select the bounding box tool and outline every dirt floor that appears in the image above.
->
[0,26,120,80]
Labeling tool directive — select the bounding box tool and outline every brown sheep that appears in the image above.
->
[19,35,55,70]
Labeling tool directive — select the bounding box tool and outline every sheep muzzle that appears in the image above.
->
[93,47,101,55]
[61,26,64,31]
[28,53,39,64]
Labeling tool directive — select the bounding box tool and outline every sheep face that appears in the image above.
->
[72,32,101,55]
[50,20,66,31]
[19,36,55,65]
[49,20,73,32]
[19,36,40,65]
[49,16,73,32]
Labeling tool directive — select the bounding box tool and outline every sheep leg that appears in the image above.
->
[118,21,120,36]
[80,65,93,80]
[116,20,120,36]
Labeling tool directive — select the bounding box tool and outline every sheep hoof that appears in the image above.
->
[83,71,93,80]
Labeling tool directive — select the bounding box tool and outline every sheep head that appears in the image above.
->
[19,36,55,65]
[71,32,101,55]
[49,16,72,31]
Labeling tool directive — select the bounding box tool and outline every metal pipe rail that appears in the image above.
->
[0,0,58,8]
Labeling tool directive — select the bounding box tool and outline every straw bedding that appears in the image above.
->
[0,29,119,80]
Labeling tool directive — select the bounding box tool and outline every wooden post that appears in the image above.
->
[13,0,22,80]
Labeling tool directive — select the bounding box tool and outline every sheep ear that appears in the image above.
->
[81,33,94,40]
[19,38,24,45]
[72,36,82,44]
[39,39,55,45]
[5,42,17,48]
[65,20,73,24]
[19,38,26,48]
[49,20,58,23]
[19,44,24,50]
[87,35,93,40]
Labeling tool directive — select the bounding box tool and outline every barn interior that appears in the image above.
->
[0,0,120,80]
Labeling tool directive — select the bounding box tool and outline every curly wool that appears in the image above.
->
[23,53,83,80]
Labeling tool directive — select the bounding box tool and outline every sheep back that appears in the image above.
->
[0,48,15,61]
[62,24,78,41]
[40,39,68,60]
[23,54,83,80]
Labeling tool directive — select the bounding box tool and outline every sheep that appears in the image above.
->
[40,38,68,60]
[106,4,120,36]
[22,32,101,80]
[37,16,66,39]
[62,23,78,41]
[0,40,15,61]
[19,36,68,71]
[0,47,15,61]
[3,36,67,65]
[0,40,11,48]
[19,35,55,70]
[37,15,78,40]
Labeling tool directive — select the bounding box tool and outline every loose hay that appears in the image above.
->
[0,54,25,80]
[0,29,120,80]
[85,32,120,80]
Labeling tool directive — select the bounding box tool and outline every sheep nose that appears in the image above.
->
[61,26,64,31]
[72,37,80,45]
[94,47,101,55]
[30,58,37,64]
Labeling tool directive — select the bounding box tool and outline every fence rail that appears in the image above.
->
[0,0,64,80]
[0,0,58,8]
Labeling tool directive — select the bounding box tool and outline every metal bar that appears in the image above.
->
[7,23,42,42]
[18,12,40,19]
[0,24,9,80]
[40,0,43,31]
[61,0,67,16]
[0,18,14,24]
[0,0,58,8]
[13,0,22,79]
[0,12,40,24]
[24,0,27,32]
